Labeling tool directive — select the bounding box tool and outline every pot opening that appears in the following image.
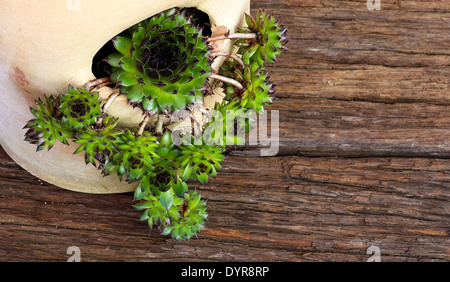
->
[91,7,212,83]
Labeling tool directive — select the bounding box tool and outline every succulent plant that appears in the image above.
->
[150,131,181,191]
[60,86,102,130]
[203,100,254,147]
[207,8,287,115]
[106,8,212,115]
[73,116,123,170]
[219,61,275,114]
[24,95,74,151]
[22,7,288,242]
[177,143,225,184]
[135,189,207,241]
[236,9,288,66]
[111,129,160,183]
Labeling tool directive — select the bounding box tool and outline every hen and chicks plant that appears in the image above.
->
[23,7,287,241]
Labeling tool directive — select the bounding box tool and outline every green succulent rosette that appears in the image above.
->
[236,9,288,66]
[150,130,181,193]
[160,190,208,241]
[239,62,275,113]
[59,86,102,130]
[106,8,212,115]
[108,129,160,183]
[24,95,74,151]
[177,143,225,184]
[73,116,124,171]
[204,100,255,147]
[135,189,208,241]
[219,60,275,114]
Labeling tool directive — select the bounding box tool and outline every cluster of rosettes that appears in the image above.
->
[23,86,101,151]
[106,8,212,115]
[23,7,288,242]
[24,85,211,241]
[217,9,287,115]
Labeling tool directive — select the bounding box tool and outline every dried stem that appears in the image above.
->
[207,33,257,43]
[155,115,165,135]
[102,89,121,114]
[209,74,243,89]
[211,52,244,67]
[137,114,150,136]
[83,77,111,91]
[92,82,112,92]
[96,89,120,127]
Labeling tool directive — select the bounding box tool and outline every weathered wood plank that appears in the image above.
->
[0,148,448,261]
[0,0,449,262]
[231,0,450,157]
[231,97,450,157]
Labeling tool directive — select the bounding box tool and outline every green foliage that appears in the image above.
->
[177,143,225,183]
[22,7,288,242]
[135,189,208,241]
[112,130,160,183]
[236,9,288,66]
[60,86,102,130]
[220,61,275,114]
[106,8,212,115]
[203,100,255,147]
[216,8,287,115]
[74,116,124,171]
[24,95,74,151]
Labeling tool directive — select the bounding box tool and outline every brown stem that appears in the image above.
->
[207,33,257,43]
[96,89,120,127]
[102,89,121,113]
[209,74,243,89]
[210,52,244,67]
[92,82,112,92]
[136,115,150,136]
[83,77,111,91]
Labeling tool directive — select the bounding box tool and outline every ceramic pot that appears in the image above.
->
[0,0,250,193]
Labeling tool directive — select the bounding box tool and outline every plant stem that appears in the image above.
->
[92,82,112,91]
[209,74,243,89]
[96,89,120,126]
[102,89,121,113]
[137,114,150,136]
[83,77,111,91]
[155,115,165,135]
[207,33,257,43]
[210,52,244,67]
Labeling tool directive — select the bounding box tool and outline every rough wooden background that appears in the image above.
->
[0,0,449,261]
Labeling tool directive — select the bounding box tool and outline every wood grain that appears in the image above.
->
[0,0,449,261]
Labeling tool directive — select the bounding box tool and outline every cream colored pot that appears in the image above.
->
[0,0,250,193]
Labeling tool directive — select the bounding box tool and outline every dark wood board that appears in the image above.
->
[0,0,449,262]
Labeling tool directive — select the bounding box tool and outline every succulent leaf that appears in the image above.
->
[135,189,207,241]
[59,86,102,130]
[176,143,225,183]
[236,9,288,67]
[107,8,212,115]
[24,95,74,151]
[111,129,160,183]
[74,117,123,171]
